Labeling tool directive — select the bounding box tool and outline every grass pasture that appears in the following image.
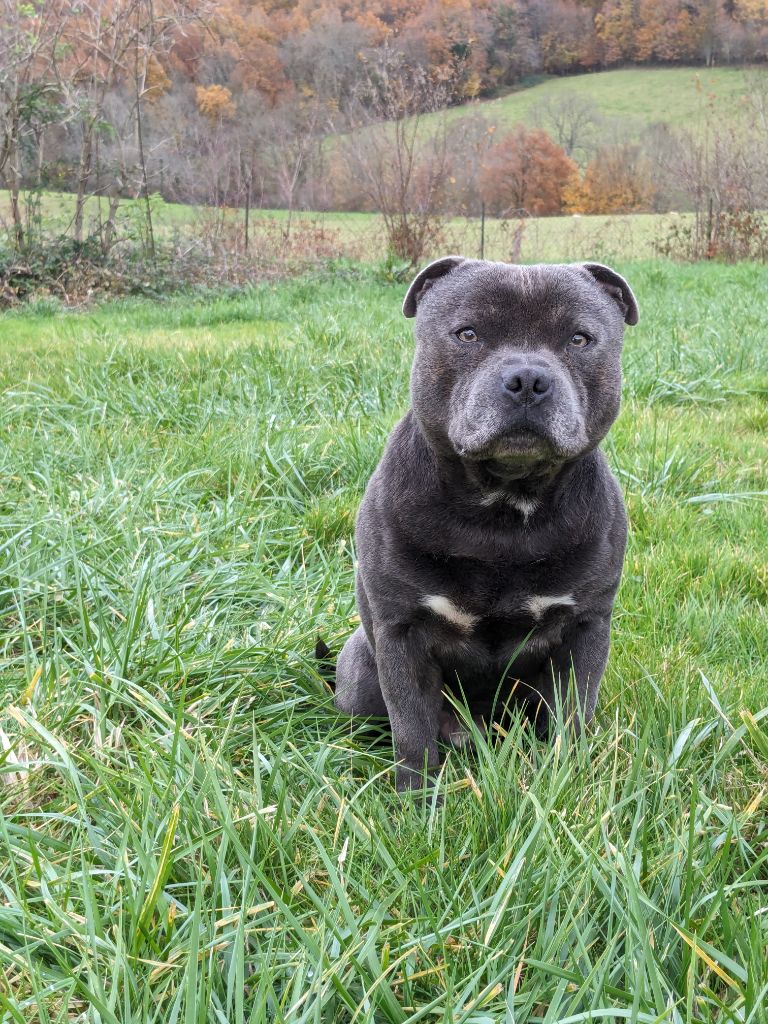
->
[0,261,767,1021]
[1,187,686,270]
[437,67,754,141]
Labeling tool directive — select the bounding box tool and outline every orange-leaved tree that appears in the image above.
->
[564,142,655,214]
[479,126,578,216]
[195,83,236,122]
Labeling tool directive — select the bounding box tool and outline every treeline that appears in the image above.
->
[134,0,768,108]
[2,0,768,260]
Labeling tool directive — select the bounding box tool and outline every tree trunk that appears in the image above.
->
[5,95,24,249]
[135,51,155,260]
[244,171,251,252]
[8,180,24,249]
[74,123,94,243]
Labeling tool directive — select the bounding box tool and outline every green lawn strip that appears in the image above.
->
[1,186,700,266]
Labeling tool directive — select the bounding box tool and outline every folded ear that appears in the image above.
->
[581,263,639,326]
[403,255,466,318]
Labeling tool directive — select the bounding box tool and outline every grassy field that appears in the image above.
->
[1,260,767,1021]
[436,67,754,138]
[1,186,684,267]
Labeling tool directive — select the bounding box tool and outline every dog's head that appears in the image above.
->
[403,257,638,475]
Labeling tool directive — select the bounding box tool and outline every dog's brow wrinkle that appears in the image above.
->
[422,595,479,631]
[526,593,575,619]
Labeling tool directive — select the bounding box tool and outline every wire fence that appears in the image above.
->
[211,206,678,267]
[0,187,699,307]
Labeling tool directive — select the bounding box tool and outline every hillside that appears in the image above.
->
[430,66,754,138]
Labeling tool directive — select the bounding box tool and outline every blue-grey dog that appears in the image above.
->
[334,257,638,791]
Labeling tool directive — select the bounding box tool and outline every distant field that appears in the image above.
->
[435,66,754,138]
[1,188,685,265]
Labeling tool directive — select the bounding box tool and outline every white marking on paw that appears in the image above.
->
[526,593,576,619]
[423,595,479,631]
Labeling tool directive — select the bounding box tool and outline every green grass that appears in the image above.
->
[0,261,767,1022]
[1,185,689,267]
[437,66,754,137]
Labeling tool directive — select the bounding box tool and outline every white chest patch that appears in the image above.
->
[481,490,539,520]
[422,595,479,631]
[526,593,576,619]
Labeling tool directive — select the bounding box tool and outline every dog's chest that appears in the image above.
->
[422,552,574,616]
[419,566,578,665]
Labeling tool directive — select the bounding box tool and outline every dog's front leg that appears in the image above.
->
[373,622,444,793]
[542,616,611,736]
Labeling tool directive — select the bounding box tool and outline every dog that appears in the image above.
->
[333,256,638,792]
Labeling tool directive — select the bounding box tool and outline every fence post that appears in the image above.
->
[244,175,251,253]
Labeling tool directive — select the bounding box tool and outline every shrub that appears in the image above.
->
[479,126,578,216]
[656,208,768,263]
[0,218,360,308]
[564,142,656,214]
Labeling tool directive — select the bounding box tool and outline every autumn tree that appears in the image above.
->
[520,0,597,73]
[564,142,655,214]
[479,126,578,216]
[485,3,538,89]
[196,1,288,107]
[195,83,236,121]
[595,0,636,64]
[279,8,373,108]
[635,0,694,62]
[398,0,493,101]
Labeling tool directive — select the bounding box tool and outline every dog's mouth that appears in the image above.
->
[456,426,556,463]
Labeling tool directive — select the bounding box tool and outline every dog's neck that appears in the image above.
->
[419,427,575,497]
[468,456,566,493]
[408,412,591,518]
[399,412,601,532]
[461,455,584,520]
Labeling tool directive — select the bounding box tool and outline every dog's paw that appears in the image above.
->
[438,709,486,748]
[394,764,443,806]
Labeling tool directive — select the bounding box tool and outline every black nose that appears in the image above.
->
[500,364,553,404]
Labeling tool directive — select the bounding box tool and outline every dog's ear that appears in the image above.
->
[581,263,639,326]
[403,255,466,318]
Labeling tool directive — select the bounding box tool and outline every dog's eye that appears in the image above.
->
[456,328,478,343]
[569,332,591,348]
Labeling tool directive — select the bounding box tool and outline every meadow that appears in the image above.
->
[0,259,767,1022]
[428,66,754,140]
[1,185,686,271]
